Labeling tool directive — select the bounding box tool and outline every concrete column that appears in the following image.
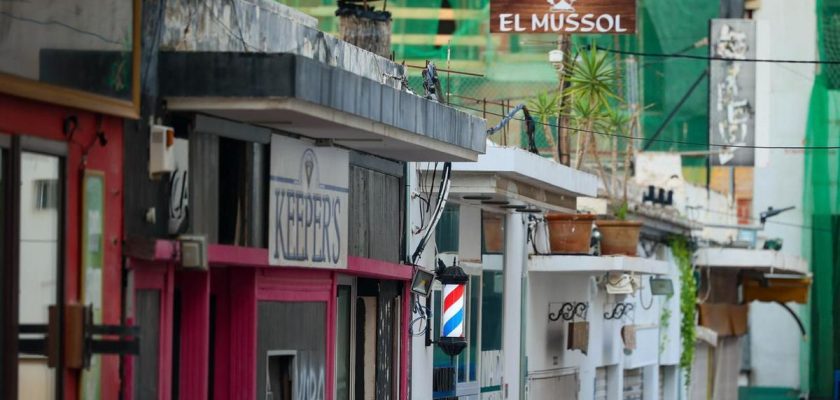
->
[643,365,659,400]
[503,212,526,399]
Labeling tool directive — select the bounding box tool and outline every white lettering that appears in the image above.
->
[615,15,628,33]
[514,14,526,32]
[565,13,580,31]
[500,13,514,32]
[550,13,564,31]
[532,14,549,31]
[581,14,596,32]
[596,15,614,32]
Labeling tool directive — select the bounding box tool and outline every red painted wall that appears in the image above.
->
[0,93,125,400]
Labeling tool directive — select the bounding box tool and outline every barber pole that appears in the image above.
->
[442,284,466,338]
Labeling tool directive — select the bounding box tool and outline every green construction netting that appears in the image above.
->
[804,0,840,396]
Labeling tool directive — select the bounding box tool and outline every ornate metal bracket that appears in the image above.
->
[548,302,589,322]
[604,303,635,320]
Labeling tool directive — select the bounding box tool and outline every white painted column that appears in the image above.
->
[503,212,526,399]
[607,364,624,400]
[643,365,660,400]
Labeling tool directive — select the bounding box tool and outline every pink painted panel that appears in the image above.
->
[228,269,258,400]
[175,270,210,400]
[211,268,232,399]
[129,261,174,400]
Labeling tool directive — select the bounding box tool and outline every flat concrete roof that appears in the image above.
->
[447,143,599,211]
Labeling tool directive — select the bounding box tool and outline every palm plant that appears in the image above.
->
[564,45,617,170]
[604,104,632,205]
[527,91,561,161]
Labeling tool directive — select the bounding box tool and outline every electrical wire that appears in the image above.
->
[0,11,123,45]
[450,102,840,151]
[697,207,833,233]
[597,46,840,65]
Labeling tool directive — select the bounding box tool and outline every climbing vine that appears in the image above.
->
[659,300,672,355]
[670,236,696,385]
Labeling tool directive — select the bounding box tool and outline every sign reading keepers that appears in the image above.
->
[490,0,636,34]
[269,135,349,268]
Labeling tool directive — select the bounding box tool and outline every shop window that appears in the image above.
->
[435,204,460,253]
[19,151,61,400]
[33,179,57,210]
[0,137,67,399]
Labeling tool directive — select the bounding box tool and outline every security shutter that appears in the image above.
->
[623,368,643,400]
[595,367,608,400]
[527,369,578,400]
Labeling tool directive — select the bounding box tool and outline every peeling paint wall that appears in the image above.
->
[161,0,404,88]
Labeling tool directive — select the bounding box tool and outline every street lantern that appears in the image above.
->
[436,259,469,357]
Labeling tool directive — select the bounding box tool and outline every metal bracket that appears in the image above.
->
[548,302,589,322]
[604,303,635,320]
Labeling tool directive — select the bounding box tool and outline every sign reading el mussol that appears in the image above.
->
[269,135,349,268]
[490,0,636,34]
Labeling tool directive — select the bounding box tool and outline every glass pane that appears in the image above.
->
[434,204,460,253]
[0,1,135,100]
[481,271,503,351]
[19,152,59,399]
[336,286,351,400]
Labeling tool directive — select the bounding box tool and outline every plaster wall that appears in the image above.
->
[749,0,816,389]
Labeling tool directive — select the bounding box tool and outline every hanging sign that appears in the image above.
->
[269,135,349,268]
[490,0,636,34]
[709,19,757,166]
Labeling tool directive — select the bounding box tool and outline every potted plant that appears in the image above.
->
[545,213,595,254]
[595,202,642,256]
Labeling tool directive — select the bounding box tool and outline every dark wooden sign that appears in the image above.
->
[490,0,636,34]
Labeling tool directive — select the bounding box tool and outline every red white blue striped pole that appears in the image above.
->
[442,284,465,338]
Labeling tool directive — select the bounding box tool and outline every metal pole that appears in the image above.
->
[503,212,525,399]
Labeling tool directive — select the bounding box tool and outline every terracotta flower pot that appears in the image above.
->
[594,220,642,256]
[545,214,595,255]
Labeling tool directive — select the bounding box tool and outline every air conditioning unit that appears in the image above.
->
[149,125,175,177]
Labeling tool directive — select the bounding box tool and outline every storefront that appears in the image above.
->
[0,1,138,398]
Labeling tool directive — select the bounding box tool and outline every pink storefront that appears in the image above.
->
[126,241,412,400]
